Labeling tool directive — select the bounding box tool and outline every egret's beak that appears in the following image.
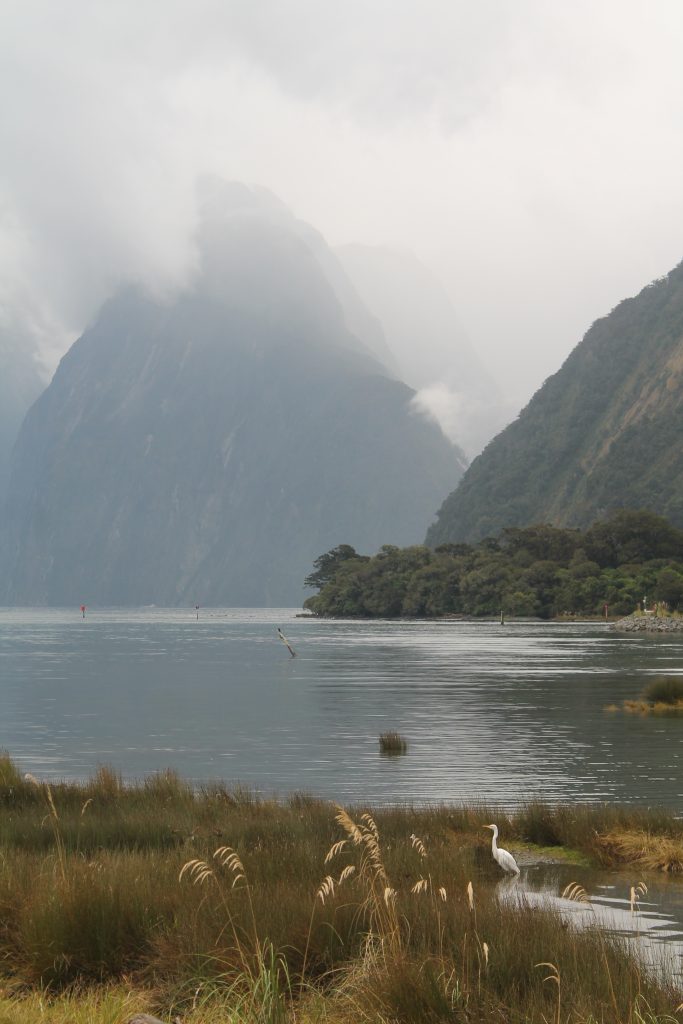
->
[483,824,493,830]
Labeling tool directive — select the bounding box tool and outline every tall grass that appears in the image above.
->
[614,677,683,716]
[378,731,408,754]
[0,756,680,1022]
[643,677,683,705]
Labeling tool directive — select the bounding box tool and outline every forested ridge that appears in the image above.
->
[427,260,683,545]
[304,510,683,618]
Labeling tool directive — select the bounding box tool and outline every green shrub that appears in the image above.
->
[379,732,408,755]
[642,676,683,705]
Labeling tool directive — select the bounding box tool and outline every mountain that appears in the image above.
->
[1,183,464,606]
[427,261,683,546]
[336,244,514,456]
[0,333,44,506]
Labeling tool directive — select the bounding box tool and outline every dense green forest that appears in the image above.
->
[304,510,683,618]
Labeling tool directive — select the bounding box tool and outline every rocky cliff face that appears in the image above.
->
[427,260,683,546]
[1,185,464,606]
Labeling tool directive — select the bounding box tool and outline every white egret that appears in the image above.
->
[484,824,520,875]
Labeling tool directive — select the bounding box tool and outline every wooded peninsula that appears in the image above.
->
[304,510,683,619]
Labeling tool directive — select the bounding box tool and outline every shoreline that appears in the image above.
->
[612,613,683,632]
[301,612,618,622]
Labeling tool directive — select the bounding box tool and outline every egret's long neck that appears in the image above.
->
[490,826,499,853]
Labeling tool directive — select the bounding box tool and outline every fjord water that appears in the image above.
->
[1,608,682,807]
[4,608,683,967]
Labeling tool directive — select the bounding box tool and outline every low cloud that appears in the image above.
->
[1,1,683,409]
[412,383,515,458]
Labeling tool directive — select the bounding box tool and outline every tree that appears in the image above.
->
[304,544,365,590]
[583,510,683,568]
[501,524,580,566]
[654,567,683,610]
[303,511,683,620]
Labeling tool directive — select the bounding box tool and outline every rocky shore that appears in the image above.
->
[612,613,683,632]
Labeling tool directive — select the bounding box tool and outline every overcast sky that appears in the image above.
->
[2,1,683,408]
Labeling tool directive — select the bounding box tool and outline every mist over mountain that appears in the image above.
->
[336,244,514,456]
[0,334,44,506]
[427,261,683,546]
[1,184,464,606]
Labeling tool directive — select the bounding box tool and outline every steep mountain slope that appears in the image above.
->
[0,334,44,506]
[336,244,513,455]
[427,261,683,545]
[1,186,464,606]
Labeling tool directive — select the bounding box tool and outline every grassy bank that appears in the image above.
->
[606,677,683,719]
[0,755,681,1023]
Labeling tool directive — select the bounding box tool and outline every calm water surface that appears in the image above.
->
[2,607,683,970]
[0,608,681,808]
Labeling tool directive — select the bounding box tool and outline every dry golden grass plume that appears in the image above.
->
[324,839,347,864]
[536,962,561,1024]
[324,805,402,955]
[409,833,427,859]
[334,806,363,846]
[316,875,336,904]
[630,880,648,915]
[178,858,214,885]
[561,882,591,905]
[213,846,246,886]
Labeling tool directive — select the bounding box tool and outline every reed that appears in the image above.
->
[378,731,408,754]
[643,677,683,705]
[0,757,680,1022]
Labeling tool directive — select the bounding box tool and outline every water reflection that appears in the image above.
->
[0,609,681,809]
[503,861,683,979]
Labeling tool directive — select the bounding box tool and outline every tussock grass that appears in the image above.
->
[0,756,680,1022]
[623,699,683,716]
[0,986,143,1024]
[609,677,683,716]
[378,731,408,754]
[643,677,683,705]
[597,831,683,873]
